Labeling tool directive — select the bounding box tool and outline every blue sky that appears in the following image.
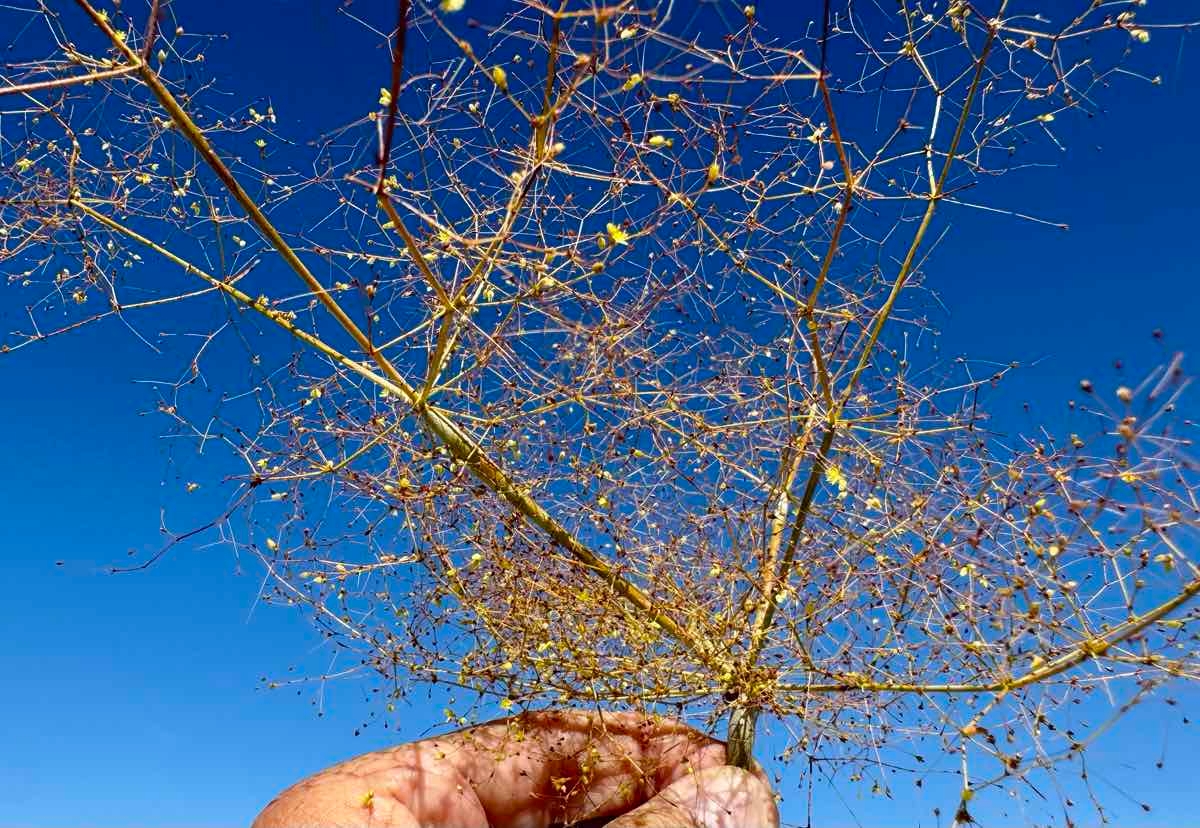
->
[3,1,1200,826]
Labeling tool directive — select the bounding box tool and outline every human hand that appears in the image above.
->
[252,708,777,827]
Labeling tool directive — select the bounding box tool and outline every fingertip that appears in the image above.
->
[616,765,779,828]
[694,765,779,828]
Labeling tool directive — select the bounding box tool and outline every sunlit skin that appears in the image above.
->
[252,709,777,827]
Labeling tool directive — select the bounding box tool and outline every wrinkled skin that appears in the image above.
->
[252,709,778,827]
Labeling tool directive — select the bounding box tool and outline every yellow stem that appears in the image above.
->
[69,197,713,668]
[775,574,1200,695]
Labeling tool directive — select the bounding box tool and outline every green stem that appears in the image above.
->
[726,705,760,771]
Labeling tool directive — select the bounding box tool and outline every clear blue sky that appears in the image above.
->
[3,2,1199,826]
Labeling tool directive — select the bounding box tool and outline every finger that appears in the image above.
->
[451,710,728,825]
[251,742,490,827]
[605,766,779,828]
[252,782,422,828]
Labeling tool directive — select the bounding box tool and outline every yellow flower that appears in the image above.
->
[606,222,629,246]
[824,464,847,493]
[378,87,392,107]
[491,66,508,92]
[440,0,466,11]
[621,73,643,92]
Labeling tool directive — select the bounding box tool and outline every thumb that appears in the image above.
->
[605,765,778,828]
